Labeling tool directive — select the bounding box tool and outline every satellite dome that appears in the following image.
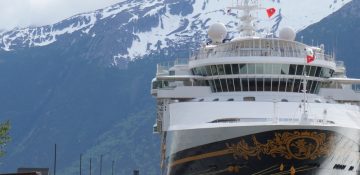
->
[208,23,227,44]
[279,27,296,41]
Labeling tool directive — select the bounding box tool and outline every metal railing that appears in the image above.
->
[156,58,189,75]
[190,48,334,62]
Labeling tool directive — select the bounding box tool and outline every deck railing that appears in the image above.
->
[190,48,334,62]
[156,58,188,75]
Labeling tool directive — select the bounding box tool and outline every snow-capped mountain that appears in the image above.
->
[0,0,351,64]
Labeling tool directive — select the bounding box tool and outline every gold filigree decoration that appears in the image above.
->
[226,131,336,160]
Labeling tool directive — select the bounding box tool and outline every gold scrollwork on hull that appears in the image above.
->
[226,131,336,160]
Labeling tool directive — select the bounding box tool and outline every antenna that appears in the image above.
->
[228,0,262,37]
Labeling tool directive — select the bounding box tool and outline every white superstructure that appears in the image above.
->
[151,1,360,174]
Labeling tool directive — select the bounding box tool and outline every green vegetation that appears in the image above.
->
[0,121,10,157]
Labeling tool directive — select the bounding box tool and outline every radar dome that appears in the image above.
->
[279,27,296,41]
[208,23,227,44]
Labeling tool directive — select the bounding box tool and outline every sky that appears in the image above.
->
[0,0,122,31]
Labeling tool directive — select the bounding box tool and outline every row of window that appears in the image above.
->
[208,78,321,94]
[152,80,169,89]
[191,64,334,78]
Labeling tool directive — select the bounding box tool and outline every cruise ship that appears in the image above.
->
[151,1,360,174]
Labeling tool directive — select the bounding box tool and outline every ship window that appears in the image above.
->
[248,64,256,74]
[289,64,296,75]
[249,78,256,91]
[296,65,304,75]
[215,79,222,92]
[315,66,321,77]
[330,69,335,77]
[256,78,264,91]
[254,39,260,48]
[309,66,317,77]
[208,80,215,92]
[225,64,232,75]
[242,78,249,91]
[264,64,272,74]
[227,79,235,92]
[244,97,256,101]
[240,64,247,74]
[192,68,198,75]
[299,80,305,93]
[272,64,281,74]
[152,81,158,89]
[232,64,239,74]
[195,67,201,76]
[264,78,272,91]
[221,79,228,92]
[272,78,279,92]
[211,65,218,75]
[199,98,204,102]
[213,98,219,101]
[306,80,312,93]
[310,81,319,94]
[206,66,212,76]
[293,79,301,92]
[279,78,287,92]
[234,78,241,91]
[205,80,210,86]
[320,68,326,78]
[200,66,207,76]
[191,68,195,75]
[165,81,169,86]
[281,64,290,75]
[218,65,225,75]
[304,65,311,76]
[256,63,264,74]
[227,98,234,101]
[322,68,332,78]
[286,79,294,92]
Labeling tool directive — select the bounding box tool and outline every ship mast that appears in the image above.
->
[228,0,262,37]
[300,58,310,124]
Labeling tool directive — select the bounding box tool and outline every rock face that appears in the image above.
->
[0,0,357,174]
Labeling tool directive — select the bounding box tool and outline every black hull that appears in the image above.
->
[164,129,360,175]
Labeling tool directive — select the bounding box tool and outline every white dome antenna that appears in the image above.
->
[208,23,227,44]
[279,27,296,41]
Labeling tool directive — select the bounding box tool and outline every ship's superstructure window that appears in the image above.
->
[193,39,334,62]
[244,97,256,101]
[152,80,169,89]
[191,63,333,94]
[192,64,334,78]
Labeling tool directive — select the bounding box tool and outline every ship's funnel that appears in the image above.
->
[208,23,227,44]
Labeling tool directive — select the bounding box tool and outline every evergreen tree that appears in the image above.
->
[0,121,10,157]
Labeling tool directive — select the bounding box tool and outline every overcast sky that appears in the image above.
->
[0,0,122,31]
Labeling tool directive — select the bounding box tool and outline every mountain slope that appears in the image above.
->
[298,0,360,76]
[0,0,351,64]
